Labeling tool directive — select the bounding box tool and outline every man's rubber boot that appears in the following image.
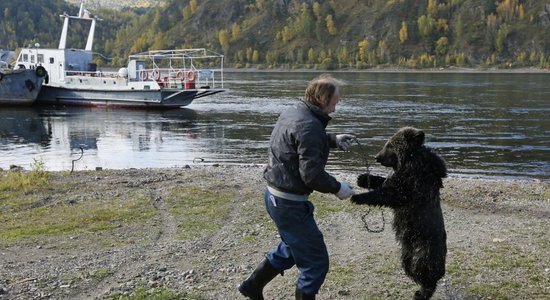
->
[238,259,279,300]
[295,288,316,300]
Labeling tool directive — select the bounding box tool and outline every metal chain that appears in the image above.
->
[352,137,385,233]
[71,146,84,173]
[361,207,386,233]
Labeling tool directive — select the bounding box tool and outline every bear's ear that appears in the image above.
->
[403,127,425,146]
[414,130,425,146]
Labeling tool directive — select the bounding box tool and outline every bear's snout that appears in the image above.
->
[375,151,397,168]
[375,153,383,163]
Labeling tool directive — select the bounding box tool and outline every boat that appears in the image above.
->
[0,50,47,105]
[14,2,226,108]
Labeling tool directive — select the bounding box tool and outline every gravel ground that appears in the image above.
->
[0,165,548,300]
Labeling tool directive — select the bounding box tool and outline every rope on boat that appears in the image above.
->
[352,137,385,233]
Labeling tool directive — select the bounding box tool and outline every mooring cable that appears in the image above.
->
[71,146,84,173]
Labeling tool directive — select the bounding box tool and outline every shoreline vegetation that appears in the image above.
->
[223,65,550,74]
[0,165,548,299]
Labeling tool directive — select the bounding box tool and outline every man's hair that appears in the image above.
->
[304,74,344,108]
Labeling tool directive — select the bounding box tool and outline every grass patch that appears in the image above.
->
[0,159,49,192]
[309,192,351,219]
[328,264,355,286]
[108,286,187,300]
[446,251,476,278]
[0,192,41,212]
[0,193,157,244]
[466,281,521,300]
[241,235,257,244]
[480,243,539,274]
[89,268,111,280]
[374,256,401,275]
[167,185,233,240]
[449,242,549,299]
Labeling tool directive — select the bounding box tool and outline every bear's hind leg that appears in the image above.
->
[413,284,436,300]
[407,247,443,300]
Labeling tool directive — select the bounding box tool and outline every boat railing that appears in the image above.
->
[64,67,223,90]
[135,67,222,89]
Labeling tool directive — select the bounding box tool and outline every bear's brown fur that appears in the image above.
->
[351,127,447,300]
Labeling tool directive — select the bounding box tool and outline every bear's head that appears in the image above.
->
[375,127,425,170]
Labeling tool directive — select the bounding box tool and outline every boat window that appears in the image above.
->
[49,57,54,64]
[23,54,28,62]
[38,54,44,63]
[31,55,35,63]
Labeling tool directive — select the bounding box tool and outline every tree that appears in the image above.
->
[298,3,314,37]
[255,0,265,10]
[399,21,408,43]
[337,46,349,66]
[151,33,167,50]
[518,4,525,20]
[435,37,449,57]
[326,14,337,35]
[436,18,449,33]
[265,50,278,65]
[455,13,463,41]
[190,0,198,13]
[307,48,316,64]
[495,24,509,54]
[496,0,516,22]
[231,22,241,41]
[182,5,192,20]
[358,39,369,62]
[418,15,435,39]
[427,0,438,16]
[282,26,292,43]
[252,50,260,64]
[318,49,328,64]
[378,40,389,64]
[218,29,230,53]
[455,52,466,66]
[312,2,321,19]
[246,47,253,62]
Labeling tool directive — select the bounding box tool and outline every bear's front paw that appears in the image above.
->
[357,173,384,189]
[357,173,370,188]
[351,191,381,205]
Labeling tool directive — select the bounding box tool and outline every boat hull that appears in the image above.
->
[0,69,45,105]
[36,85,225,108]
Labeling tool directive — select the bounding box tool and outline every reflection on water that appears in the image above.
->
[0,71,548,181]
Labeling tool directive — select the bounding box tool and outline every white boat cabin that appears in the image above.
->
[15,2,99,85]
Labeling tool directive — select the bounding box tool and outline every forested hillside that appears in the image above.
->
[2,0,550,69]
[65,0,166,10]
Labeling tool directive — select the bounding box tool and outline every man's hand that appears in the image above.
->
[335,181,355,199]
[335,134,355,151]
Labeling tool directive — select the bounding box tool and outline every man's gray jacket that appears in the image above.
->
[263,100,341,195]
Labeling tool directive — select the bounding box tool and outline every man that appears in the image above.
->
[238,74,355,300]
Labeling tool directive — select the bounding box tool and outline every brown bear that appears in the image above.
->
[351,127,447,300]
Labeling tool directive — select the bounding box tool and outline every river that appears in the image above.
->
[0,71,548,181]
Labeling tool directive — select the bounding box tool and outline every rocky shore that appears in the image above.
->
[0,166,548,299]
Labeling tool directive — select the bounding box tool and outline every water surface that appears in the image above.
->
[0,71,548,181]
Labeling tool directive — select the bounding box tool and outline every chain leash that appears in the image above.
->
[352,137,385,233]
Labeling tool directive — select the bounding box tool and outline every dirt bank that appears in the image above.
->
[0,166,548,299]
